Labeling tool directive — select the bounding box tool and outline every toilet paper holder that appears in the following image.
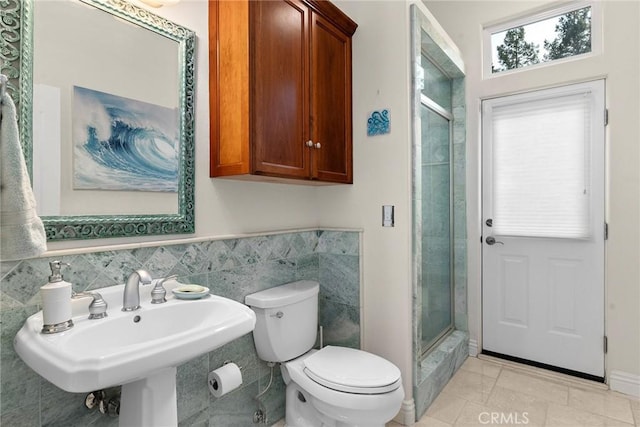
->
[224,360,242,368]
[208,360,243,393]
[222,360,243,372]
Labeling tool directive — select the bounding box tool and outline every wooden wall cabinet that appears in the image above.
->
[209,0,357,184]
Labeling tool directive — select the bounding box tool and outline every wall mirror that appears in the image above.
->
[2,0,195,241]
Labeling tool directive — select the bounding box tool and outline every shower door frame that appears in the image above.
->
[418,91,455,356]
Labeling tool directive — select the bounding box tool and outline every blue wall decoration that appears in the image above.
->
[367,109,390,136]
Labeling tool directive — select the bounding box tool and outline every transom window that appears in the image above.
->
[483,2,600,77]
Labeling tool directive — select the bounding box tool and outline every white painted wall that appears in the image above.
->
[318,0,415,402]
[424,0,640,382]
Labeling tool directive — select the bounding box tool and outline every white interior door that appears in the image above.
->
[482,80,605,378]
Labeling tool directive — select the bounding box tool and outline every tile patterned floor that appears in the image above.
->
[272,356,639,426]
[389,356,640,427]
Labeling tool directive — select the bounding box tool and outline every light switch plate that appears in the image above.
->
[382,205,394,227]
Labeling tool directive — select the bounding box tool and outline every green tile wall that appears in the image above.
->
[0,230,360,426]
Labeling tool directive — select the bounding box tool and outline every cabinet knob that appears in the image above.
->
[314,142,321,149]
[305,140,314,148]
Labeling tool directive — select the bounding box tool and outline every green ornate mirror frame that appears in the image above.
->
[1,0,195,241]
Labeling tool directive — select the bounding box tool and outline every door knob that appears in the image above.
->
[314,142,321,149]
[305,140,314,148]
[485,236,504,245]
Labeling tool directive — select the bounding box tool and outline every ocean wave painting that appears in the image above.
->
[73,86,179,192]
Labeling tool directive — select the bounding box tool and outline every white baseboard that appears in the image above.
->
[468,339,478,357]
[609,370,640,398]
[393,398,416,425]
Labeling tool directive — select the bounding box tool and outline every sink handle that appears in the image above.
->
[73,291,108,319]
[151,275,177,304]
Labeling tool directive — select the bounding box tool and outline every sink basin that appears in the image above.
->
[14,281,255,426]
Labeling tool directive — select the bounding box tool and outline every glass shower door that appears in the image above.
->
[420,101,453,352]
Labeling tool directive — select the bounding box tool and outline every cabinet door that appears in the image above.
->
[310,12,353,184]
[251,0,311,179]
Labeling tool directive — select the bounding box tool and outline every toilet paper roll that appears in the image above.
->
[208,363,243,398]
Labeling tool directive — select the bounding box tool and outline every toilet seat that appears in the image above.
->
[303,346,401,394]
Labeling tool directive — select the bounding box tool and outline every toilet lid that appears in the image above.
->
[303,346,401,394]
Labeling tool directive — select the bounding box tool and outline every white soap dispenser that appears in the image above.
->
[40,261,74,334]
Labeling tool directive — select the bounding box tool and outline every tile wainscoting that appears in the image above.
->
[0,230,360,426]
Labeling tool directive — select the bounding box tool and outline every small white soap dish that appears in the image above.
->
[172,284,210,300]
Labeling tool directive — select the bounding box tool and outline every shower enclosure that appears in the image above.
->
[410,5,468,420]
[419,57,454,353]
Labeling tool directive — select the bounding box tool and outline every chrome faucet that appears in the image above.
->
[73,291,108,319]
[122,269,153,311]
[151,275,177,305]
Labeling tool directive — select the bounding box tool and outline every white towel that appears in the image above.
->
[0,92,47,261]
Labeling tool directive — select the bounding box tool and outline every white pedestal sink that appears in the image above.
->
[119,367,178,426]
[14,282,256,426]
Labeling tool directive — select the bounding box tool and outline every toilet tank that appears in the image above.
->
[245,280,319,363]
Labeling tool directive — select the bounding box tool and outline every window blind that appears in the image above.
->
[491,92,592,239]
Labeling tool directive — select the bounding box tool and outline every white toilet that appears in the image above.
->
[245,280,404,427]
